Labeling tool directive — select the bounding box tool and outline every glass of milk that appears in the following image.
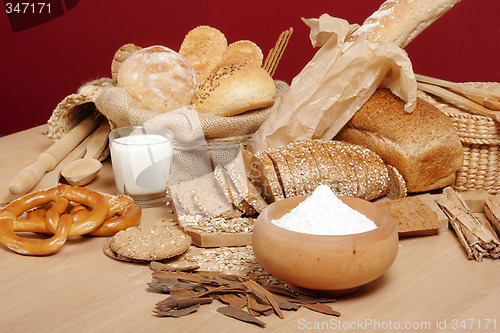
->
[109,126,174,206]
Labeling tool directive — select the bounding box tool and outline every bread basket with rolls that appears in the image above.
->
[47,26,293,146]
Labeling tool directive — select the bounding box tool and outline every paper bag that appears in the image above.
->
[247,14,417,153]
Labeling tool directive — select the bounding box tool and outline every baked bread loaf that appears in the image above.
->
[193,63,276,117]
[179,26,228,84]
[249,139,404,202]
[335,88,463,193]
[349,0,462,48]
[116,45,198,113]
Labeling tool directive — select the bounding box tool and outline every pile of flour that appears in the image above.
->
[271,185,377,235]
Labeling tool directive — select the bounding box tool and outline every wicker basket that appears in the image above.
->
[418,83,500,194]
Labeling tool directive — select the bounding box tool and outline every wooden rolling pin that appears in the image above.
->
[9,113,103,195]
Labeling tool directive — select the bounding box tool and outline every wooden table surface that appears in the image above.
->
[1,126,499,333]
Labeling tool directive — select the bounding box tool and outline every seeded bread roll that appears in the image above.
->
[249,139,395,202]
[335,88,463,193]
[349,0,462,48]
[116,45,198,113]
[193,63,276,117]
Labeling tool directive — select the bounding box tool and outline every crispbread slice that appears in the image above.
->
[224,150,268,213]
[378,196,441,237]
[193,173,242,219]
[219,166,257,216]
[175,178,205,216]
[248,150,284,203]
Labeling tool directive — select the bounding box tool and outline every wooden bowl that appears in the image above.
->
[252,195,399,296]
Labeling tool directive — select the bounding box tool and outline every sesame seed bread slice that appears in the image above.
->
[319,140,359,197]
[266,149,296,198]
[248,150,284,203]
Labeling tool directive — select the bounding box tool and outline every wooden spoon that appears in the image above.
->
[61,120,110,186]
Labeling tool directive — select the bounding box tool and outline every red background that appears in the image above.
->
[1,0,499,136]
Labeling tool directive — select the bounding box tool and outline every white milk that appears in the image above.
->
[110,133,173,199]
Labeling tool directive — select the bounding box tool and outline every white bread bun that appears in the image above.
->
[335,88,464,193]
[193,63,276,117]
[116,45,198,113]
[218,40,264,68]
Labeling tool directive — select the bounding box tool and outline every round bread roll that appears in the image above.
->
[218,40,264,68]
[193,63,276,117]
[116,45,198,113]
[179,26,228,83]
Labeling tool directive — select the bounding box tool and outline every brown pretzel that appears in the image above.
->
[0,211,74,255]
[66,194,142,236]
[0,184,110,255]
[89,193,142,236]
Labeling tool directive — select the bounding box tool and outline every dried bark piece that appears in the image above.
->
[302,303,341,316]
[247,293,272,314]
[273,294,301,311]
[156,295,212,311]
[242,279,283,319]
[217,293,247,309]
[216,305,266,328]
[154,304,200,318]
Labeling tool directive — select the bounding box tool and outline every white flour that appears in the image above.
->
[271,185,377,235]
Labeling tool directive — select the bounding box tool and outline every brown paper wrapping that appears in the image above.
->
[247,14,418,153]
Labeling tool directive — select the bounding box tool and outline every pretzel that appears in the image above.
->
[0,184,110,255]
[65,194,142,237]
[14,192,141,237]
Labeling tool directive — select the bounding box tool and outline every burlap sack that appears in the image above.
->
[94,80,289,143]
[48,79,288,145]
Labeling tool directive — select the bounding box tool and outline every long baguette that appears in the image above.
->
[349,0,463,48]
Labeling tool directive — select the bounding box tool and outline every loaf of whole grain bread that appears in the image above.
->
[335,88,463,193]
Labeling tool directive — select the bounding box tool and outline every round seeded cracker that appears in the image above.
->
[108,225,191,261]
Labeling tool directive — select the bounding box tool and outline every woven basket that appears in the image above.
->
[418,82,500,194]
